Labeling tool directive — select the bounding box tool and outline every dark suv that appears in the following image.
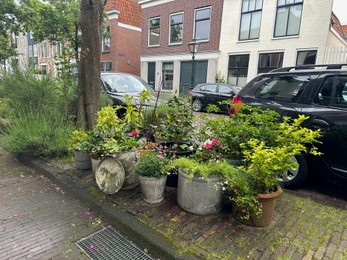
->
[233,64,347,188]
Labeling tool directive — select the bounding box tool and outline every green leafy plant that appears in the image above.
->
[134,151,171,178]
[199,105,281,160]
[223,114,322,220]
[68,130,91,152]
[155,96,195,143]
[215,71,226,83]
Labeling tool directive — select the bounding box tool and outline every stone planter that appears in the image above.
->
[177,168,223,215]
[139,175,167,204]
[91,156,102,174]
[73,151,91,170]
[232,184,283,227]
[115,150,139,190]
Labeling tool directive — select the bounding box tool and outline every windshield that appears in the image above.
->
[102,74,153,93]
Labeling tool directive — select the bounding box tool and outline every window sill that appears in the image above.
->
[148,45,160,48]
[237,39,260,43]
[169,42,182,46]
[102,51,110,54]
[272,35,300,41]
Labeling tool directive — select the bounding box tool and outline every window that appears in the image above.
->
[315,76,347,107]
[170,13,183,44]
[101,62,112,72]
[255,76,309,102]
[194,7,211,41]
[41,64,47,75]
[296,50,317,65]
[57,43,62,56]
[258,52,284,74]
[40,42,47,58]
[149,17,160,46]
[49,43,54,57]
[162,62,173,90]
[102,27,110,53]
[239,0,263,40]
[228,54,250,86]
[219,85,233,94]
[274,0,303,37]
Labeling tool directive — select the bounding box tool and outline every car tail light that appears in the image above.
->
[188,90,192,95]
[230,95,243,115]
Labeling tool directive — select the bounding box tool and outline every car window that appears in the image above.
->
[314,77,333,106]
[205,85,217,93]
[313,76,347,108]
[334,76,347,108]
[199,85,206,91]
[254,76,309,102]
[219,85,233,94]
[101,74,152,93]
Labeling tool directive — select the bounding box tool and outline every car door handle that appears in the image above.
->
[312,119,330,130]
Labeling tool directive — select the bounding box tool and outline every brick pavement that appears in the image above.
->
[34,155,347,260]
[14,148,347,259]
[0,150,104,259]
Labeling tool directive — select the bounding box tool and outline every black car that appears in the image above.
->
[233,64,347,188]
[189,83,241,112]
[100,72,157,108]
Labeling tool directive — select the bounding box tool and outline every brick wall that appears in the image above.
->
[141,0,223,56]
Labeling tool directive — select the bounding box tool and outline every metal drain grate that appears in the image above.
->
[76,226,153,260]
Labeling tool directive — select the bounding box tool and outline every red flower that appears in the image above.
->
[212,139,221,146]
[204,143,213,150]
[129,130,139,137]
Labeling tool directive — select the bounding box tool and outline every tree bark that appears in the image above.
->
[77,0,104,130]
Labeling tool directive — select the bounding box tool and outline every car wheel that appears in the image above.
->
[192,99,203,112]
[278,155,308,189]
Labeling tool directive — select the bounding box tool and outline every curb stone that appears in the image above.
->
[17,154,202,260]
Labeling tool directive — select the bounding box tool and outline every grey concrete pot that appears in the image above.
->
[91,156,101,174]
[177,168,223,215]
[139,175,167,204]
[115,150,139,190]
[73,151,92,170]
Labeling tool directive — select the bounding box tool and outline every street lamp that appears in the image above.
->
[188,39,200,90]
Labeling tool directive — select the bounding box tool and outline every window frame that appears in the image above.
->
[101,62,112,72]
[228,54,250,87]
[102,26,111,53]
[162,62,174,91]
[239,0,263,41]
[148,17,161,47]
[258,52,284,74]
[274,0,303,38]
[193,6,211,42]
[169,12,184,45]
[296,50,317,65]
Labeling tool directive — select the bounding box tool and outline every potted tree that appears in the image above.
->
[134,151,171,203]
[173,139,238,215]
[68,130,92,170]
[223,115,322,226]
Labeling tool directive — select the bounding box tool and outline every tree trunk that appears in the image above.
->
[77,0,104,130]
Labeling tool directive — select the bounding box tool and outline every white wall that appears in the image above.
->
[218,0,335,85]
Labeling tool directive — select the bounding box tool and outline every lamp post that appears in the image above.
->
[188,40,200,90]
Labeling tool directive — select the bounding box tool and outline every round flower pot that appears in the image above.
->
[91,156,102,174]
[139,175,167,204]
[177,168,223,215]
[115,150,139,190]
[73,151,92,170]
[232,184,283,227]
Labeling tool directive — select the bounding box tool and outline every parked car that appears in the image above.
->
[188,83,241,112]
[232,64,347,189]
[100,72,157,109]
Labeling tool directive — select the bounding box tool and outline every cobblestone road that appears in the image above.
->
[0,150,103,259]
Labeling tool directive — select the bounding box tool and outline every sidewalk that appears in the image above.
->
[18,155,347,260]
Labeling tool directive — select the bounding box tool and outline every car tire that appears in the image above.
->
[278,155,308,189]
[192,99,203,112]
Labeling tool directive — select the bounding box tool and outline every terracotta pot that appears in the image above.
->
[232,184,283,227]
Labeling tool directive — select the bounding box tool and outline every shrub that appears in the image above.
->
[134,152,171,178]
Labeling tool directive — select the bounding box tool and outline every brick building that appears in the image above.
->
[102,0,142,76]
[139,0,224,95]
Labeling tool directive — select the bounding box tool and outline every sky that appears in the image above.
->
[333,0,347,24]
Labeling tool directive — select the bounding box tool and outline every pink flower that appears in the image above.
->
[84,211,92,215]
[204,144,213,150]
[130,130,139,137]
[212,139,221,146]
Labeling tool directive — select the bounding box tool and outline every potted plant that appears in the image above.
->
[223,115,322,226]
[134,151,171,203]
[68,130,92,170]
[173,139,238,215]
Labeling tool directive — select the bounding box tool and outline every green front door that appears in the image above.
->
[179,60,208,96]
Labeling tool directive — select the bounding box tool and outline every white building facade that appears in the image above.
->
[218,0,347,87]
